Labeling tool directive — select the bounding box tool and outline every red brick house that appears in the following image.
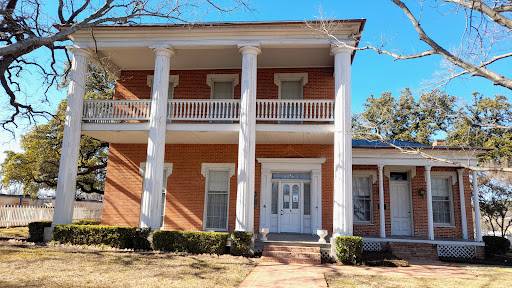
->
[53,20,484,259]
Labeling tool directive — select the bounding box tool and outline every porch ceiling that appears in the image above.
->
[81,123,335,144]
[96,46,334,70]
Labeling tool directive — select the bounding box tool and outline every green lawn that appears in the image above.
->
[326,265,512,288]
[0,241,258,288]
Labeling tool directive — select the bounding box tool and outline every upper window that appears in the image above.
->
[274,73,308,99]
[147,75,179,99]
[206,74,239,99]
[352,176,372,223]
[432,177,454,225]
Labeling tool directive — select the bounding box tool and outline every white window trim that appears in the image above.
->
[431,174,456,227]
[206,74,239,99]
[147,75,179,98]
[352,172,374,224]
[139,162,173,230]
[384,166,416,180]
[274,73,308,99]
[201,163,236,232]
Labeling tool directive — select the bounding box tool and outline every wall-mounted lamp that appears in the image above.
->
[418,189,426,197]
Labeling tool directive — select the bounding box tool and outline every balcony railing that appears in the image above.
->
[82,99,335,123]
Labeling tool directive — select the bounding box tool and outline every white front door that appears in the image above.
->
[279,182,302,233]
[390,182,412,236]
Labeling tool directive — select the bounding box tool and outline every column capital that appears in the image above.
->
[330,44,353,55]
[150,45,175,57]
[66,45,93,59]
[238,43,261,55]
[377,164,384,170]
[424,165,432,171]
[457,168,465,175]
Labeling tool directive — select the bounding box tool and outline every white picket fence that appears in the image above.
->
[0,206,103,228]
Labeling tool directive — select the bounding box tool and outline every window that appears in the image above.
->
[390,172,408,181]
[432,178,454,225]
[274,73,308,124]
[206,74,238,122]
[352,176,372,223]
[201,163,235,231]
[146,75,179,99]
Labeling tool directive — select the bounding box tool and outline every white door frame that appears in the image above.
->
[389,179,414,236]
[258,158,325,235]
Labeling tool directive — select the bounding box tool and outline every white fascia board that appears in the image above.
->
[257,124,334,133]
[353,149,479,167]
[81,122,149,131]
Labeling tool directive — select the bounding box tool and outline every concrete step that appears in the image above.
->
[264,245,321,253]
[261,256,321,265]
[263,250,321,260]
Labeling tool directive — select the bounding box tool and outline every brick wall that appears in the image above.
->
[103,143,334,232]
[352,166,475,239]
[102,67,475,240]
[114,68,335,101]
[103,142,475,240]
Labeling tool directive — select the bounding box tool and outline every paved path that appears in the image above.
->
[239,260,476,287]
[239,262,328,288]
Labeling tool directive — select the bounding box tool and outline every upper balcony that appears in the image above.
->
[81,98,335,144]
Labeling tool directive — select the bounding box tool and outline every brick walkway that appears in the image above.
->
[239,260,476,287]
[239,262,328,288]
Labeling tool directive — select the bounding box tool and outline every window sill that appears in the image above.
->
[434,224,456,228]
[354,222,374,226]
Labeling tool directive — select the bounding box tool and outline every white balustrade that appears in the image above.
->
[82,99,335,122]
[168,99,240,121]
[82,99,152,121]
[256,99,334,121]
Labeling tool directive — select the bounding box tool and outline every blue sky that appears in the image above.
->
[1,0,511,168]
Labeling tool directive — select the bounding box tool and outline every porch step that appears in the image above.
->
[262,245,321,264]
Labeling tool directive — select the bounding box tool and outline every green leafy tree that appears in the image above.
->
[0,64,113,197]
[353,89,456,145]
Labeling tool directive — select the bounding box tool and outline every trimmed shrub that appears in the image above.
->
[52,225,151,250]
[231,231,253,256]
[335,236,363,265]
[483,236,511,256]
[74,220,101,225]
[152,230,228,255]
[28,221,52,242]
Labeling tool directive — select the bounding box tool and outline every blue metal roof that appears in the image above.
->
[352,139,428,148]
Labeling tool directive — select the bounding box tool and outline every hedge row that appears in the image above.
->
[28,221,52,242]
[152,230,228,254]
[231,231,253,256]
[483,236,511,256]
[335,236,363,265]
[52,224,151,250]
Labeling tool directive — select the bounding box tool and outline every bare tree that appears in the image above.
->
[307,0,512,171]
[0,0,251,131]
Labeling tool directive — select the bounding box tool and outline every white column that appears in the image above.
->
[140,45,174,230]
[53,47,91,226]
[331,45,353,237]
[378,165,386,238]
[472,170,483,241]
[457,169,468,240]
[235,44,260,232]
[425,166,434,240]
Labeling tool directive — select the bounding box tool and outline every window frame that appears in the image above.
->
[274,73,308,99]
[352,170,376,225]
[206,74,239,99]
[201,163,236,232]
[146,75,179,99]
[431,175,455,227]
